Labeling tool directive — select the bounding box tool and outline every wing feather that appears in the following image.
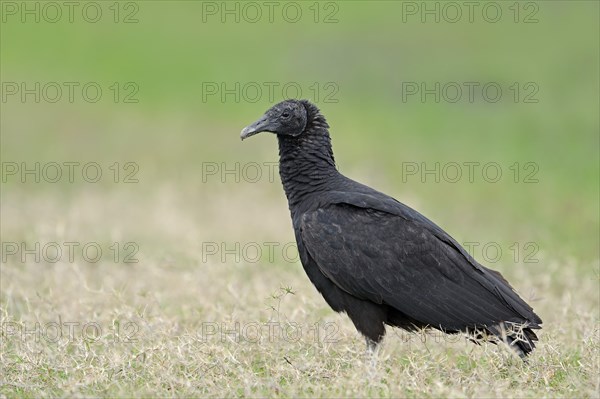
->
[299,199,541,331]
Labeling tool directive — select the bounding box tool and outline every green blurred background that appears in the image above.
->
[2,3,599,395]
[1,0,598,265]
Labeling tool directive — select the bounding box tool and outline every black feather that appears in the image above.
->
[241,99,542,357]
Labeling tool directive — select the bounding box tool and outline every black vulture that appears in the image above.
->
[240,99,542,358]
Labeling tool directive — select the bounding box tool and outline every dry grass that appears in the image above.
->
[1,184,599,398]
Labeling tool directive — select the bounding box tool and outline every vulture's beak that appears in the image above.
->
[240,115,271,140]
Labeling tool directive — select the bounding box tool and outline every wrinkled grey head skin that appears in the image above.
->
[240,99,308,140]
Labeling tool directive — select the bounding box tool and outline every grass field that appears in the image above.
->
[1,1,599,397]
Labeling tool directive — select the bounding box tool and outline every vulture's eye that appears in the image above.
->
[282,112,290,118]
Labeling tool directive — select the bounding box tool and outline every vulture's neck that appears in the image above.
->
[277,110,339,208]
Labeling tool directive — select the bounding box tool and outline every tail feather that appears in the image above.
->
[488,322,539,358]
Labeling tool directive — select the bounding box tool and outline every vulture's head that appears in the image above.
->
[240,99,309,140]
